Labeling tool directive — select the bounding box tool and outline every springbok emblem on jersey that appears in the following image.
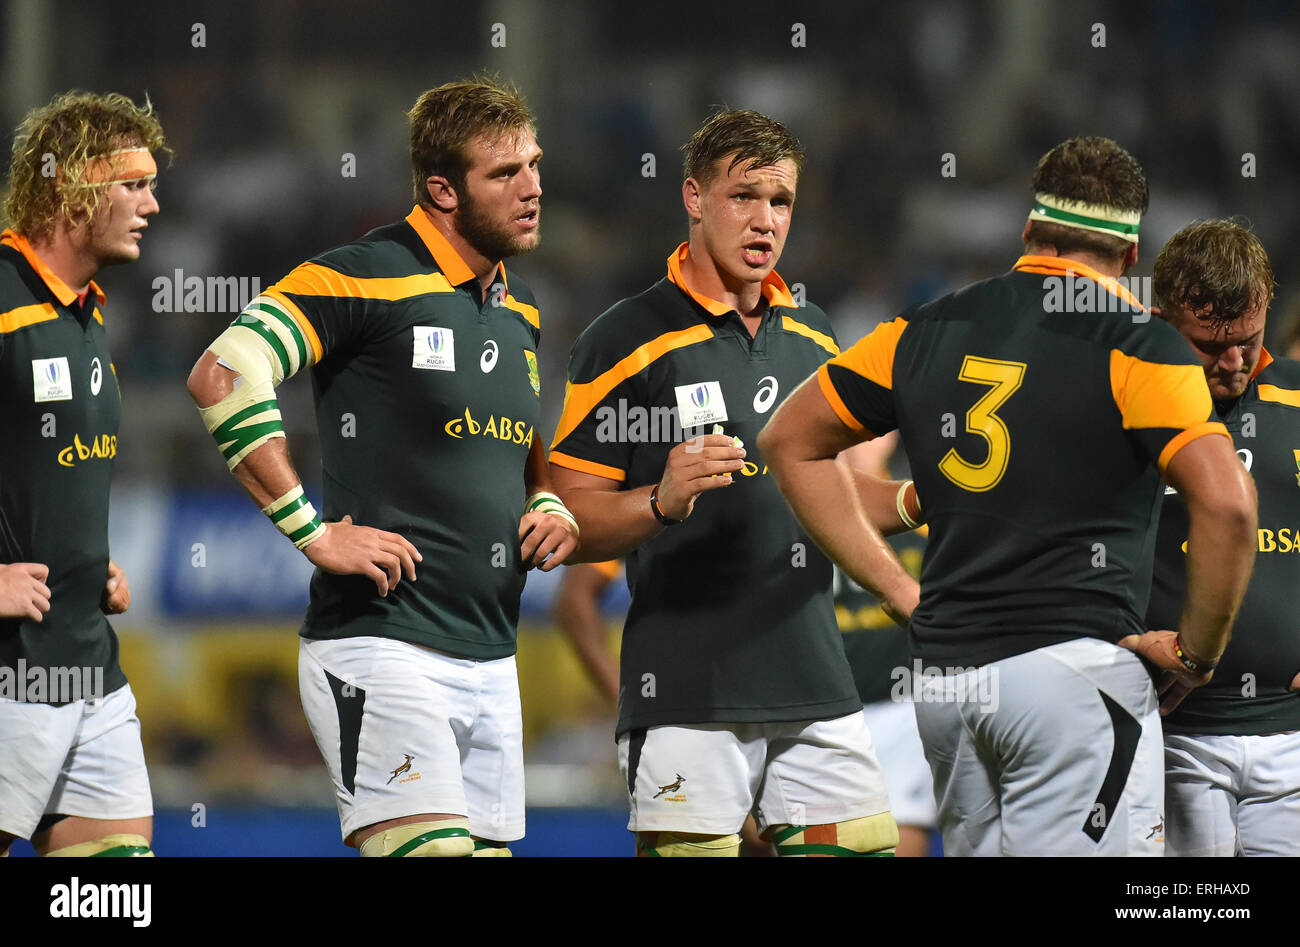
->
[653,773,686,799]
[1293,450,1300,488]
[387,754,414,784]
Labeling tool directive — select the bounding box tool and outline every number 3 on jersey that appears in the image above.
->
[938,355,1027,492]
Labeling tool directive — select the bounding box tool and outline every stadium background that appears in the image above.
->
[3,0,1297,856]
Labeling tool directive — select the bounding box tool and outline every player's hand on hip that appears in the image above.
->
[304,515,421,597]
[1290,670,1300,692]
[1117,630,1214,715]
[101,558,131,615]
[0,562,51,622]
[881,578,920,629]
[655,434,746,521]
[519,511,579,572]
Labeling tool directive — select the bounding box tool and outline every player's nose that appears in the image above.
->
[1219,346,1244,373]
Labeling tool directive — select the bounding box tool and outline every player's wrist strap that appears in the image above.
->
[896,480,922,530]
[263,485,326,550]
[526,491,579,537]
[1173,634,1219,674]
[649,484,681,526]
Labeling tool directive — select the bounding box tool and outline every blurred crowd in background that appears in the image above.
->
[3,0,1298,835]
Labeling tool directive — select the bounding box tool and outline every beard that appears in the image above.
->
[456,188,540,263]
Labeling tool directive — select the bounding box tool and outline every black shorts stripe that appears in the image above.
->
[1083,689,1141,843]
[325,670,365,795]
[626,727,647,799]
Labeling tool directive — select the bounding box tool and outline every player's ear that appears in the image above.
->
[426,175,458,212]
[682,177,704,224]
[1020,219,1033,246]
[1124,241,1139,271]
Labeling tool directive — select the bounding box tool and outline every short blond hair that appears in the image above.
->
[3,90,169,240]
[408,75,535,202]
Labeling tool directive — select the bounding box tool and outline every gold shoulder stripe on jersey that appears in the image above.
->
[1257,385,1300,409]
[833,316,908,390]
[502,292,539,329]
[273,262,456,304]
[1109,351,1213,433]
[781,315,838,355]
[550,324,715,447]
[0,302,58,334]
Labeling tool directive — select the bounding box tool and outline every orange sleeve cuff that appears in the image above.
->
[816,364,866,432]
[1157,421,1231,475]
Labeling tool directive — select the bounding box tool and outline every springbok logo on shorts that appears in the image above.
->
[1145,818,1164,842]
[653,773,686,801]
[387,753,415,785]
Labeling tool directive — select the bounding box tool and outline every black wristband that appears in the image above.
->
[649,485,681,526]
[1174,634,1219,674]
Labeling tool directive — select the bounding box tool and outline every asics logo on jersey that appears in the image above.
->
[387,754,414,784]
[480,339,498,373]
[753,375,779,413]
[57,432,118,467]
[653,773,685,798]
[90,357,103,395]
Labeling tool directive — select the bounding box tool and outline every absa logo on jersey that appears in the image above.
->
[753,375,779,414]
[57,432,118,467]
[443,407,534,447]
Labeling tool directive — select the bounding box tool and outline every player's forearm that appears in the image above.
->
[552,482,660,563]
[187,352,305,509]
[523,437,553,497]
[841,464,920,536]
[1179,479,1257,661]
[771,455,918,618]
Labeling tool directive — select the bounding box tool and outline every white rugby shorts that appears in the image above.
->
[0,683,152,840]
[299,636,525,843]
[617,712,892,835]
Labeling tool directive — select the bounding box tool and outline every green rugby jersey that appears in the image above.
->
[836,528,927,705]
[551,243,862,735]
[820,255,1228,669]
[0,230,126,700]
[1148,350,1300,735]
[238,207,542,659]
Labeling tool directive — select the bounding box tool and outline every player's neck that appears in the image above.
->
[423,207,502,295]
[27,225,98,294]
[680,241,764,317]
[1030,246,1128,280]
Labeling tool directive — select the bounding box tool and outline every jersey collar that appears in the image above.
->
[404,204,507,290]
[1011,254,1144,313]
[1,229,106,306]
[666,241,796,318]
[1250,347,1273,382]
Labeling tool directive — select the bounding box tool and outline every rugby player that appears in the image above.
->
[187,77,578,857]
[0,91,166,857]
[550,109,904,857]
[1147,219,1300,856]
[760,137,1258,855]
